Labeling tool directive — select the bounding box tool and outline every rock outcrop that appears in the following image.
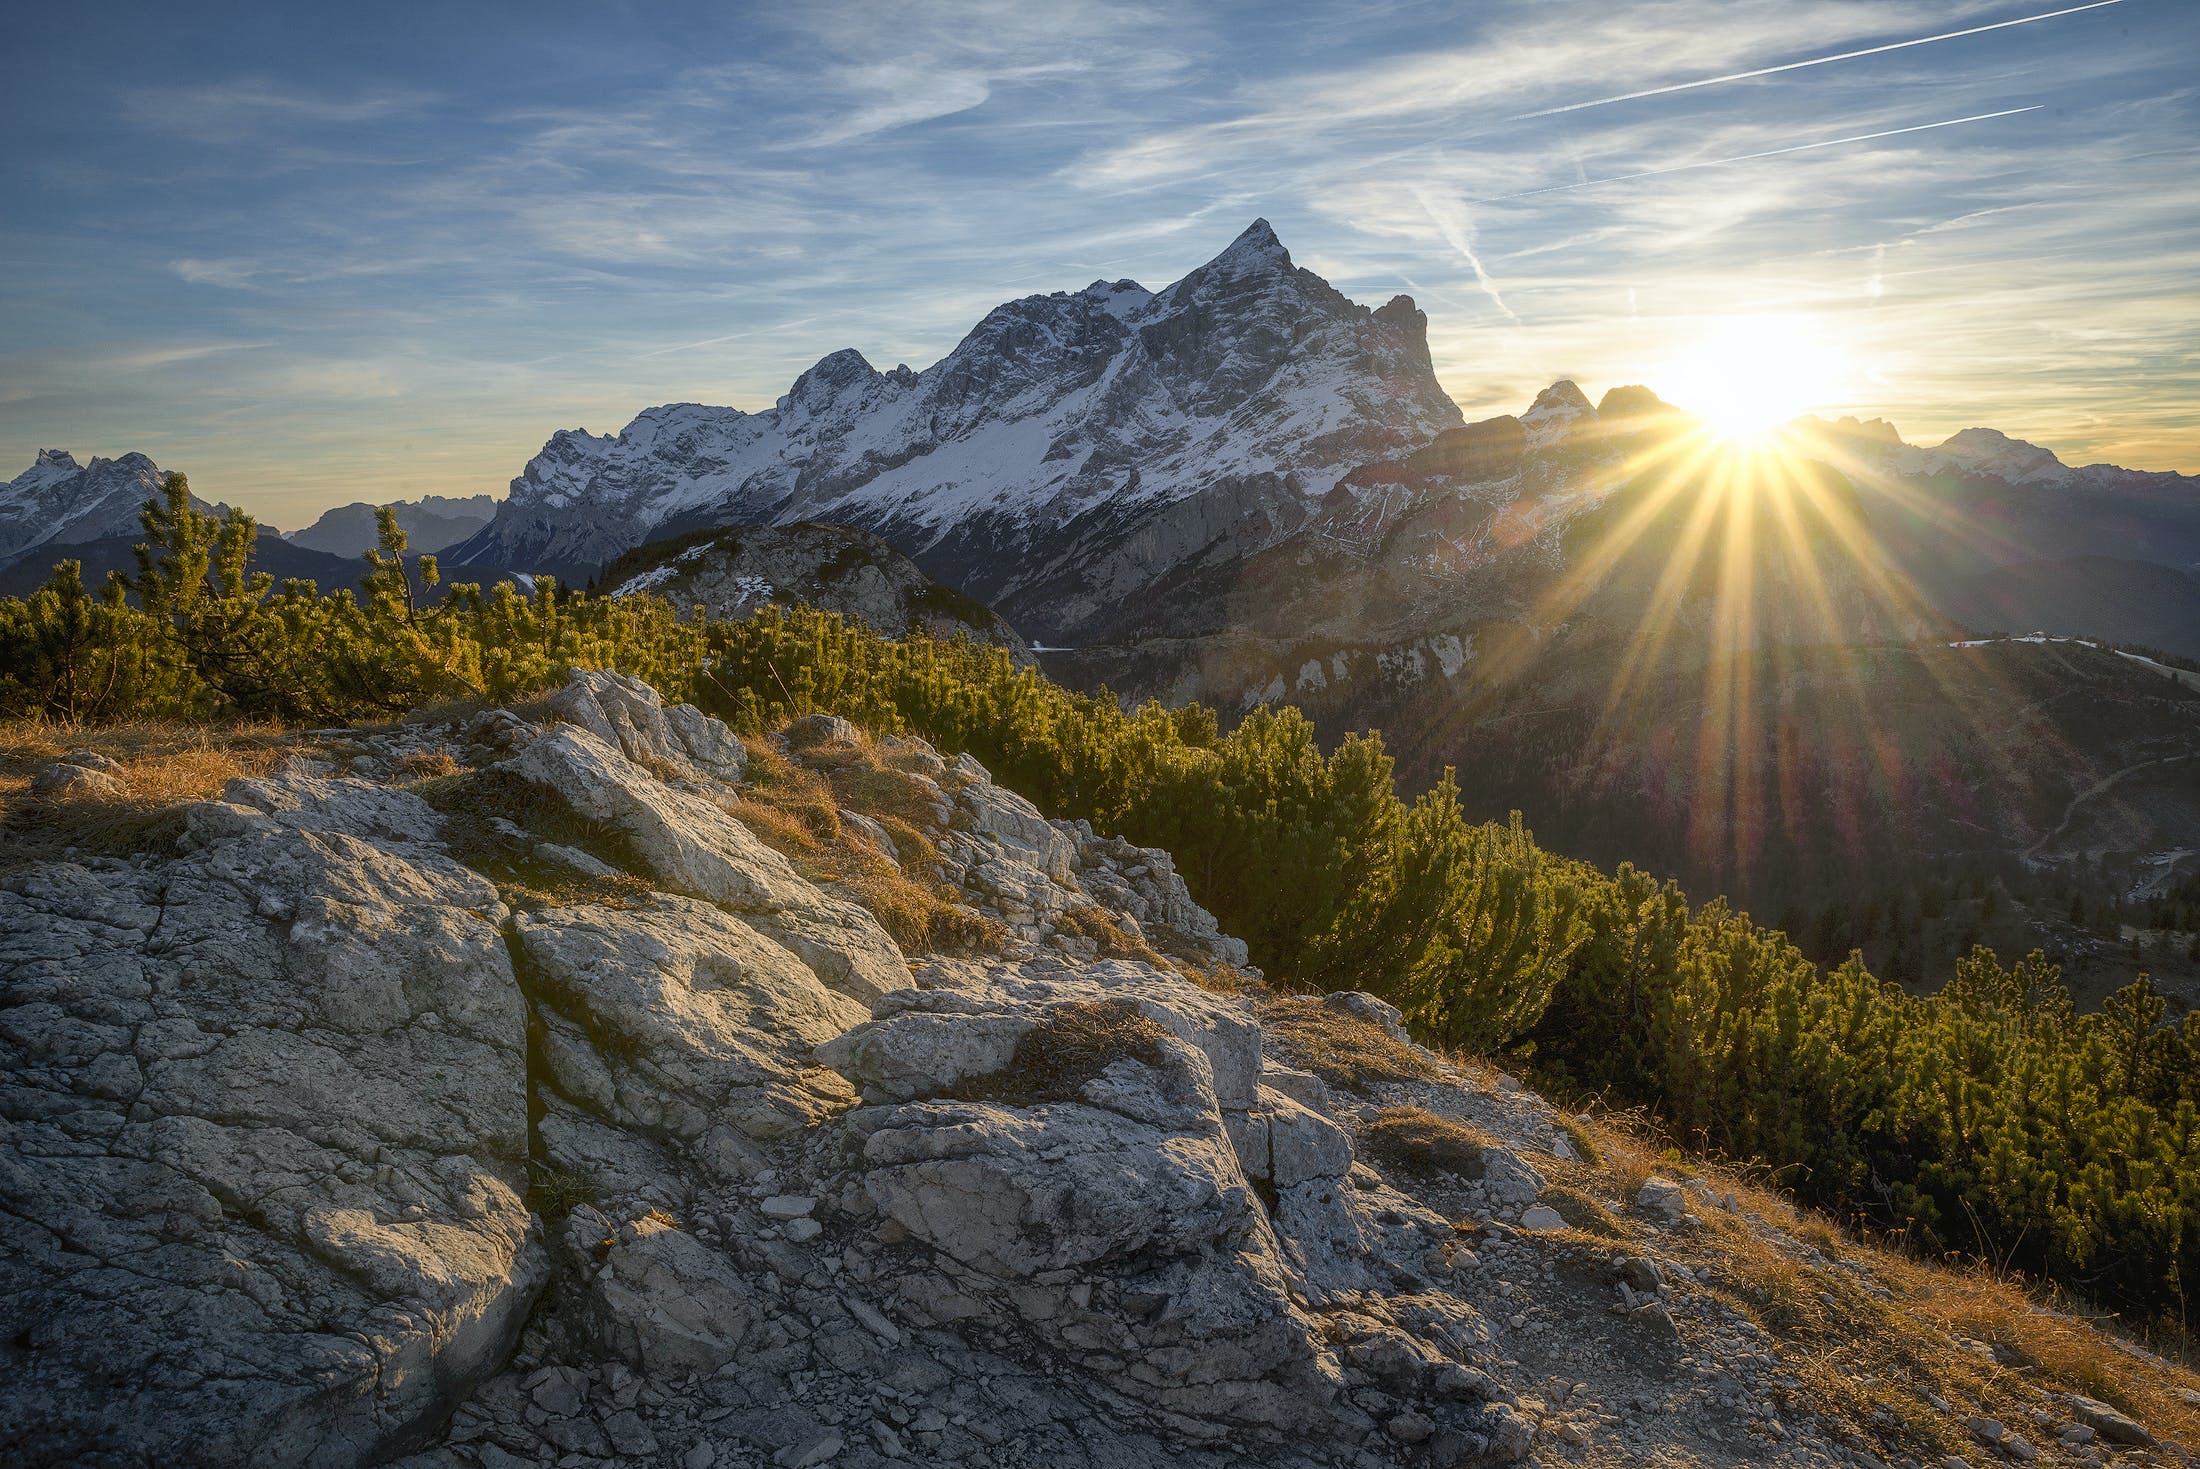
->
[6,670,2186,1467]
[0,772,542,1465]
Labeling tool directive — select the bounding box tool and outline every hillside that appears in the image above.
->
[589,522,1036,663]
[5,672,2195,1468]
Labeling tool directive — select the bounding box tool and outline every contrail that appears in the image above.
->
[1412,183,1519,321]
[1475,106,2044,202]
[1510,0,2126,121]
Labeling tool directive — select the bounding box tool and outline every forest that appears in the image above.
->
[5,474,2196,1342]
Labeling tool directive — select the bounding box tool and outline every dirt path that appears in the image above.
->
[2029,752,2199,858]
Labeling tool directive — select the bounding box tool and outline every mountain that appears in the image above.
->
[287,493,495,556]
[449,220,1461,638]
[0,526,515,603]
[0,449,177,567]
[1788,416,2200,657]
[590,521,1036,662]
[1041,384,2200,1007]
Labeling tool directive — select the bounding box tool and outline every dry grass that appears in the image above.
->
[1260,996,1439,1090]
[720,724,1006,956]
[953,1000,1174,1106]
[1359,1105,1498,1180]
[1054,904,1164,963]
[0,719,298,871]
[1537,1184,1624,1237]
[1546,1103,2200,1461]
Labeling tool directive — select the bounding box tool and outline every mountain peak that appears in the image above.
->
[33,448,79,472]
[1204,217,1292,274]
[1519,380,1596,449]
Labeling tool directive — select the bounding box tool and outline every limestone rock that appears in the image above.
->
[507,725,911,1004]
[1636,1177,1687,1223]
[0,773,544,1466]
[570,1208,756,1374]
[545,667,748,781]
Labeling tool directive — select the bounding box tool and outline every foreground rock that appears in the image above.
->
[6,672,2188,1468]
[0,774,542,1465]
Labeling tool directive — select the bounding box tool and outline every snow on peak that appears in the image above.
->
[1520,380,1596,448]
[461,217,1464,625]
[1930,427,2070,485]
[1199,217,1293,279]
[0,446,172,565]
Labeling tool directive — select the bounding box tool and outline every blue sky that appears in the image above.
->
[2,0,2195,523]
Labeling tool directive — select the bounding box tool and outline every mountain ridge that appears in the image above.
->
[447,219,1462,636]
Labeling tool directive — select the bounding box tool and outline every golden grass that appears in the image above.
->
[0,718,297,872]
[1260,995,1440,1090]
[1054,903,1164,963]
[1545,1103,2200,1461]
[721,723,1007,955]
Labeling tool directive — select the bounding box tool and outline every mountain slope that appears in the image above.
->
[449,220,1461,638]
[5,676,2194,1467]
[591,521,1036,662]
[1788,417,2200,657]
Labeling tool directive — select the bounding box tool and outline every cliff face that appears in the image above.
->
[3,674,2190,1468]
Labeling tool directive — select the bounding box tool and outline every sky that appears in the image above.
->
[2,0,2196,525]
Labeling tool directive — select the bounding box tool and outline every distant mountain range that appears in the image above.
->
[286,494,494,556]
[447,219,1462,635]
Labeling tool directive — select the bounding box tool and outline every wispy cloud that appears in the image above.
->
[1,0,2192,513]
[1409,185,1519,322]
[1472,105,2046,202]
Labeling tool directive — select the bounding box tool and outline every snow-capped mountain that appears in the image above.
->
[0,450,172,567]
[450,220,1462,638]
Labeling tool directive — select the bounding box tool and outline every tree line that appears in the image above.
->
[3,476,2194,1340]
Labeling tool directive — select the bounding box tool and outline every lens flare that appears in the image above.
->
[1654,314,1852,446]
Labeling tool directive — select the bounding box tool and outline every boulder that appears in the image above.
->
[508,726,911,1005]
[1262,1086,1354,1189]
[28,760,124,797]
[570,1208,757,1375]
[1636,1177,1687,1223]
[546,668,747,782]
[516,896,866,1185]
[0,774,544,1467]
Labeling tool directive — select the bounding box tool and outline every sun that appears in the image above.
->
[1654,313,1851,446]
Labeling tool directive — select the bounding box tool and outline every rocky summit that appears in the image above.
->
[446,220,1461,640]
[7,670,2184,1468]
[0,449,176,567]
